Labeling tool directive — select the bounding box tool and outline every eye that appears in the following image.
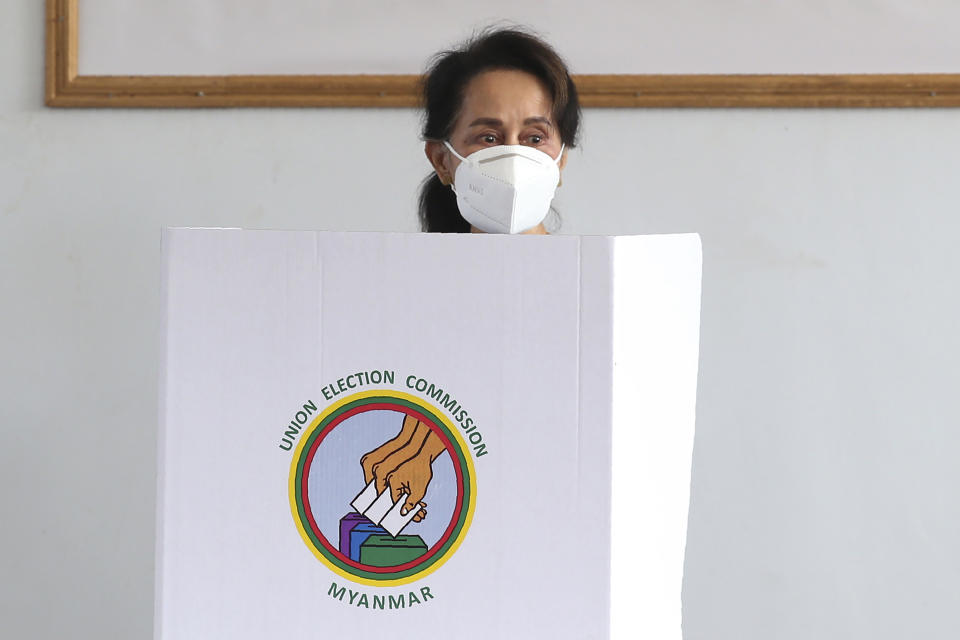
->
[528,134,543,144]
[480,134,498,144]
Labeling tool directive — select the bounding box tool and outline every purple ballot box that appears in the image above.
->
[338,512,369,557]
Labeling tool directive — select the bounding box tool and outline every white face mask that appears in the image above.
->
[444,141,565,234]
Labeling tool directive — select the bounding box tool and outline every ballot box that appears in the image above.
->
[158,230,702,639]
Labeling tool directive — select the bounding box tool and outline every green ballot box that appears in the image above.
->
[359,534,428,567]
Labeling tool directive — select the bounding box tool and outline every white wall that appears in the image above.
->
[78,0,960,74]
[3,1,960,638]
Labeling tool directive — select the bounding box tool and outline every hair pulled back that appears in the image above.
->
[418,28,581,233]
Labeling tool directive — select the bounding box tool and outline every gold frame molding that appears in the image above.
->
[46,0,960,108]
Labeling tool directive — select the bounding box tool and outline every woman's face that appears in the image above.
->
[425,68,568,234]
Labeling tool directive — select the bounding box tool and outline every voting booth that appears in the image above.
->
[158,230,702,639]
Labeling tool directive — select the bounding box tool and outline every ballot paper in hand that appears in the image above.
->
[379,493,420,537]
[350,480,379,514]
[350,480,421,537]
[362,486,395,524]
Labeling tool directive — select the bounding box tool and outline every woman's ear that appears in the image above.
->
[424,141,452,185]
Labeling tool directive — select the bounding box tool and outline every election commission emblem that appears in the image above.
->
[289,389,477,587]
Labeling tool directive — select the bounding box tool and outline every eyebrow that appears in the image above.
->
[523,116,554,127]
[467,116,554,128]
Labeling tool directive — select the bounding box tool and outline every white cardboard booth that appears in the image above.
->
[158,230,702,639]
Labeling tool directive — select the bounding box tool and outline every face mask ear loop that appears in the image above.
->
[443,140,468,162]
[442,141,468,195]
[554,143,566,164]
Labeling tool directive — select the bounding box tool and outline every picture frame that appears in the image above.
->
[45,0,960,108]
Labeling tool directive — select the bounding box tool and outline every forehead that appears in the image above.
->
[456,69,554,127]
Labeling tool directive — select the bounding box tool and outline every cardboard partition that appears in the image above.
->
[158,230,702,639]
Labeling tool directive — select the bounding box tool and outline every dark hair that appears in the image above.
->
[418,28,581,233]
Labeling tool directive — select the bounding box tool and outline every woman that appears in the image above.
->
[354,31,581,527]
[419,28,582,234]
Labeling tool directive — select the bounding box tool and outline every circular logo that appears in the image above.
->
[289,390,477,586]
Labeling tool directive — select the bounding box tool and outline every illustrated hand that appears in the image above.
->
[383,431,447,523]
[360,415,419,484]
[371,422,428,494]
[360,422,447,525]
[385,453,433,523]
